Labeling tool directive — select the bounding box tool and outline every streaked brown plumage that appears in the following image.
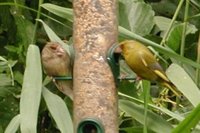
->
[41,42,73,100]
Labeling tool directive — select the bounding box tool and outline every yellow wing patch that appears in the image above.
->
[141,57,148,67]
[154,70,170,82]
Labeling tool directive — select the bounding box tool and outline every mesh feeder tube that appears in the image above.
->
[73,0,118,133]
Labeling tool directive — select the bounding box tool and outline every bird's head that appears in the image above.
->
[41,42,70,76]
[119,40,137,55]
[42,42,66,58]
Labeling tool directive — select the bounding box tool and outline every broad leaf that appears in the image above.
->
[41,3,73,22]
[20,45,42,133]
[5,114,20,133]
[119,0,154,36]
[167,23,197,51]
[118,92,184,122]
[166,63,200,107]
[119,99,173,133]
[43,87,73,133]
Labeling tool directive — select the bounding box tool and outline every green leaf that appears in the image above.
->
[119,99,173,133]
[5,114,20,133]
[118,80,138,98]
[0,74,12,86]
[142,80,150,133]
[154,16,175,33]
[166,63,200,107]
[0,56,7,62]
[10,7,34,55]
[151,1,179,20]
[119,0,154,36]
[118,92,185,122]
[20,45,42,133]
[0,5,16,43]
[172,104,200,133]
[42,87,73,133]
[0,87,19,128]
[12,14,34,45]
[190,0,200,8]
[167,23,197,51]
[40,3,73,22]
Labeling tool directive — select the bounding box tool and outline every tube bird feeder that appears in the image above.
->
[73,0,118,132]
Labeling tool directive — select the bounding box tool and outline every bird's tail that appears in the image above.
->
[54,80,73,100]
[162,81,182,98]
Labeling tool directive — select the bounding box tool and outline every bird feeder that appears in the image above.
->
[73,0,118,132]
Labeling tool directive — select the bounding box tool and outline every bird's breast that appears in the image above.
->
[124,51,158,81]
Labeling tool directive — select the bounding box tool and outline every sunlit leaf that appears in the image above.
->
[41,3,73,22]
[166,63,200,107]
[154,16,175,33]
[5,114,20,133]
[118,92,184,122]
[20,45,42,133]
[0,56,7,62]
[42,87,73,133]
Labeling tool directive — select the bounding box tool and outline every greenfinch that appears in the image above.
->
[41,42,73,100]
[120,40,181,96]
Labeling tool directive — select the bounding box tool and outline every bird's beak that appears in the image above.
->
[114,46,122,54]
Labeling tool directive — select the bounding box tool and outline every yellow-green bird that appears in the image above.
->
[120,40,181,96]
[41,42,73,100]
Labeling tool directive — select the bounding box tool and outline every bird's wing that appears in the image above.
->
[154,69,170,82]
[140,55,170,82]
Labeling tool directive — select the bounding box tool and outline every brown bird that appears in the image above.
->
[41,42,73,100]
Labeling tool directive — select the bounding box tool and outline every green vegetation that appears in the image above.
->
[1,0,200,132]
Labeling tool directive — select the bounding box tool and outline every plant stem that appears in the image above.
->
[31,0,44,44]
[195,33,200,87]
[160,0,184,46]
[180,0,189,57]
[142,80,150,133]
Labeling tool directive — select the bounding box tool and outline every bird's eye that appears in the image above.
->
[120,45,124,50]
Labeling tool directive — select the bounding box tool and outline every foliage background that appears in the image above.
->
[1,0,200,132]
